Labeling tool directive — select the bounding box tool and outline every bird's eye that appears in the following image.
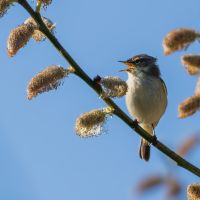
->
[134,59,140,64]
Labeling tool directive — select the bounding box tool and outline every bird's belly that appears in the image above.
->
[126,78,166,124]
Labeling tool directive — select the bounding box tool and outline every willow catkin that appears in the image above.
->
[177,135,199,157]
[7,23,35,57]
[24,17,55,42]
[75,107,114,137]
[75,109,106,137]
[99,76,128,98]
[137,175,164,193]
[27,66,74,100]
[163,29,199,55]
[187,184,200,200]
[178,95,200,118]
[166,177,181,198]
[181,55,200,75]
[0,0,14,17]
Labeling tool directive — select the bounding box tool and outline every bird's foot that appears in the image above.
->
[151,135,158,146]
[132,119,139,127]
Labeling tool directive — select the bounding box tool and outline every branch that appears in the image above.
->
[17,0,200,177]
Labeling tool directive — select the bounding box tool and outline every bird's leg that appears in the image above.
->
[151,124,158,145]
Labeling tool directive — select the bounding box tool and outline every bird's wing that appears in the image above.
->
[159,78,167,96]
[153,78,167,127]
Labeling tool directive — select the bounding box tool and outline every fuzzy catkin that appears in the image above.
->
[163,29,199,55]
[0,0,14,17]
[7,23,35,57]
[100,76,128,98]
[24,17,55,42]
[187,184,200,200]
[166,177,181,198]
[27,66,72,100]
[182,55,200,75]
[177,135,199,157]
[75,109,108,137]
[178,95,200,118]
[137,175,164,193]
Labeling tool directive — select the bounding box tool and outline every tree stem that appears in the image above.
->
[18,0,200,177]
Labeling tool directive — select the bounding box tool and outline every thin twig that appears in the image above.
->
[17,0,200,177]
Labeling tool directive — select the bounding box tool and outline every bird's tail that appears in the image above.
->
[139,123,154,161]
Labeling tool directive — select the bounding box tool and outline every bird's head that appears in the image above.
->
[119,54,160,77]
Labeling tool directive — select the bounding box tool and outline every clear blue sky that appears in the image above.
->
[1,0,200,200]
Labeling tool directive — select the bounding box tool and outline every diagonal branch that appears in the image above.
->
[17,0,200,177]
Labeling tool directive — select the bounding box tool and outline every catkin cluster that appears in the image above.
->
[178,58,200,118]
[74,76,127,137]
[163,28,200,118]
[7,16,55,57]
[3,1,128,140]
[4,1,76,101]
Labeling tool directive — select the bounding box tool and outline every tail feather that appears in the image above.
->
[139,123,154,161]
[139,139,150,161]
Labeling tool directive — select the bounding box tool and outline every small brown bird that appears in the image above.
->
[119,54,167,161]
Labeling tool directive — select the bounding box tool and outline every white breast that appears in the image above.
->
[125,73,167,125]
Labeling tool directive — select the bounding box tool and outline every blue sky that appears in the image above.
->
[1,0,200,200]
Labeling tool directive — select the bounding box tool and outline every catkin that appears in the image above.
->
[24,17,55,42]
[100,76,128,98]
[75,107,114,137]
[163,29,199,55]
[7,23,35,57]
[27,66,74,100]
[0,0,14,17]
[187,184,200,200]
[181,55,200,75]
[178,95,200,118]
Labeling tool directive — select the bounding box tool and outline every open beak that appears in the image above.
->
[119,68,129,72]
[118,60,130,72]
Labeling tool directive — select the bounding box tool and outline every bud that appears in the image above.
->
[163,29,199,55]
[187,184,200,200]
[0,0,15,17]
[181,55,200,75]
[7,23,35,57]
[177,135,199,157]
[99,76,128,98]
[27,66,74,100]
[24,17,55,42]
[178,95,200,118]
[75,107,114,137]
[137,175,164,193]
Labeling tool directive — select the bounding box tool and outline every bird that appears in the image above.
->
[119,54,167,161]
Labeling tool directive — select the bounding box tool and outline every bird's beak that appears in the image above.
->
[118,60,130,72]
[119,68,129,72]
[118,60,127,64]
